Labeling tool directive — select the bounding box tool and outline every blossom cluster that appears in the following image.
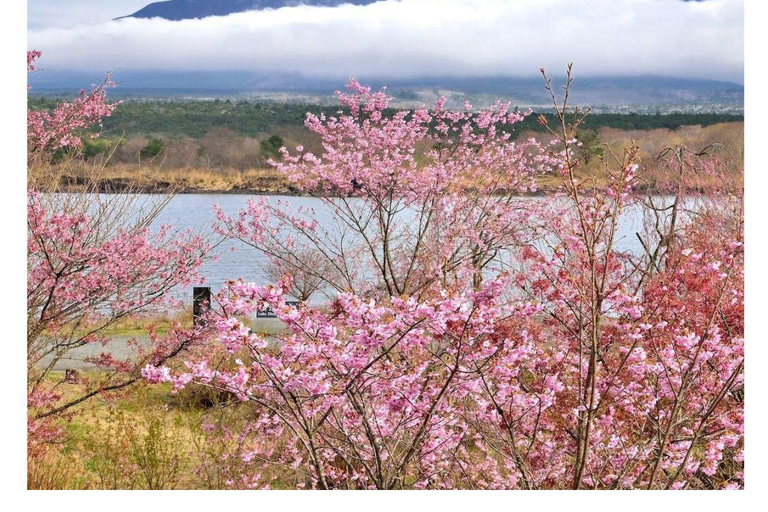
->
[27,51,119,156]
[155,82,744,488]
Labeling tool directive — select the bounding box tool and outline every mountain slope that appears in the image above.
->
[122,0,380,21]
[27,70,743,114]
[123,0,707,21]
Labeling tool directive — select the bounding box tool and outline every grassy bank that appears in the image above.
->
[42,121,743,196]
[30,372,213,489]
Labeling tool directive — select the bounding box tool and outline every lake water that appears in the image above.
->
[37,193,671,370]
[146,193,657,300]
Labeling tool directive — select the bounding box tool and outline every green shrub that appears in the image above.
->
[259,134,284,161]
[140,137,165,160]
[82,137,112,160]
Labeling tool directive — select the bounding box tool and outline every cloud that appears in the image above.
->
[27,0,744,82]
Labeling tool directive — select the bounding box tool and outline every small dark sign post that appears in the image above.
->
[256,300,301,318]
[193,287,212,326]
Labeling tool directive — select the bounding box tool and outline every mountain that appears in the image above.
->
[27,70,743,114]
[121,0,381,21]
[122,0,707,21]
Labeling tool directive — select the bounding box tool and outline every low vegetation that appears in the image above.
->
[39,122,743,195]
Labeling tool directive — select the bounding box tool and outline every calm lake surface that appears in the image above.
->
[39,193,668,370]
[145,194,655,298]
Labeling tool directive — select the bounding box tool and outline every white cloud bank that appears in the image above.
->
[27,0,744,82]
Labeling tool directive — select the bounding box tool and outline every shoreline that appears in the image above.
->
[45,177,715,197]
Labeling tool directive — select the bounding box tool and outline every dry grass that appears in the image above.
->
[29,364,294,490]
[30,373,209,490]
[28,450,92,490]
[54,162,295,194]
[528,122,743,193]
[42,122,743,196]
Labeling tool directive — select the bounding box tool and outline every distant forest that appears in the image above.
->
[28,97,743,140]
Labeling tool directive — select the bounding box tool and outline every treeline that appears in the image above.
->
[27,97,743,172]
[28,98,331,139]
[518,111,744,134]
[28,97,743,140]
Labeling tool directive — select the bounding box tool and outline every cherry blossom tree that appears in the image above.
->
[146,67,743,489]
[27,51,211,459]
[27,51,118,170]
[502,68,744,489]
[215,78,555,301]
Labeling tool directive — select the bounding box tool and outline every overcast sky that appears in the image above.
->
[27,0,744,83]
[28,1,149,29]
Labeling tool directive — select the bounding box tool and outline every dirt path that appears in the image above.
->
[36,336,152,371]
[35,319,285,370]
